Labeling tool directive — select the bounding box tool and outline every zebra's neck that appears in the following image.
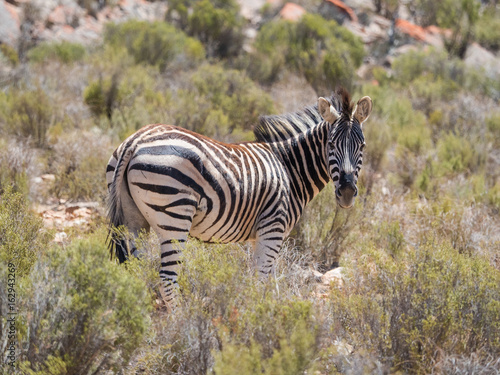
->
[270,121,331,218]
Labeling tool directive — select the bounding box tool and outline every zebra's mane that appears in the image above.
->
[254,87,354,143]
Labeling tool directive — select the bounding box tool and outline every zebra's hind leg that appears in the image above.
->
[157,233,189,305]
[151,205,197,307]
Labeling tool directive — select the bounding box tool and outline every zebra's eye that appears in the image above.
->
[360,143,366,151]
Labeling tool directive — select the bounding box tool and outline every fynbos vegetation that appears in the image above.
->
[0,0,499,373]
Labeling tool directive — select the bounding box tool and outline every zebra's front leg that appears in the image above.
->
[253,227,285,278]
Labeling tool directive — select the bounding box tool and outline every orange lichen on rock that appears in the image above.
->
[324,0,358,23]
[395,18,427,41]
[279,2,306,22]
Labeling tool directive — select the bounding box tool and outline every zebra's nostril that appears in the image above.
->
[336,187,342,197]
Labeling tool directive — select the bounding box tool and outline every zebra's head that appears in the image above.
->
[318,90,372,209]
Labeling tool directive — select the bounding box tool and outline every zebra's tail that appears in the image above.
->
[107,144,136,264]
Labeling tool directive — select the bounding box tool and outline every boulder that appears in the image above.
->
[0,0,21,46]
[279,2,306,22]
[464,42,500,77]
[321,267,345,287]
[320,0,358,24]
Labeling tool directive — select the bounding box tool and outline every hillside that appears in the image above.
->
[0,0,499,374]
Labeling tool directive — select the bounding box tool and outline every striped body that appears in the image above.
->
[107,89,372,302]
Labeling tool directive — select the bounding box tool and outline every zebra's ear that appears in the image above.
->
[353,96,372,124]
[318,97,340,124]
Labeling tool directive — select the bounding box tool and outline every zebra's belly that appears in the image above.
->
[189,206,258,243]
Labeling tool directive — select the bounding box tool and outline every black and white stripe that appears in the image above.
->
[106,88,372,302]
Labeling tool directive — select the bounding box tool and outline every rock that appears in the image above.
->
[332,339,353,356]
[0,0,21,46]
[464,43,500,77]
[235,0,266,22]
[47,5,66,26]
[41,174,55,181]
[321,267,345,287]
[314,267,346,299]
[279,3,306,22]
[54,231,68,243]
[394,19,446,49]
[66,201,100,209]
[320,0,358,24]
[343,15,390,45]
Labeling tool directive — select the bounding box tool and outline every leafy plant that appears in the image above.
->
[0,186,49,277]
[248,14,364,91]
[330,241,500,373]
[27,41,86,64]
[5,86,53,148]
[104,20,205,71]
[19,228,151,374]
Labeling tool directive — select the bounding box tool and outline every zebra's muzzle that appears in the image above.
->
[336,173,358,208]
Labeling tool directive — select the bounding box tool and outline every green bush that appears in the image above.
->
[0,186,49,277]
[83,74,121,119]
[437,132,484,175]
[104,20,205,72]
[0,43,19,66]
[249,14,364,91]
[170,64,274,141]
[27,41,86,64]
[5,87,53,148]
[50,131,112,200]
[19,228,151,374]
[330,241,500,373]
[486,112,500,147]
[125,239,320,375]
[360,84,416,137]
[389,47,496,99]
[475,8,500,51]
[409,0,479,57]
[294,183,368,270]
[213,320,317,375]
[0,138,37,195]
[186,0,244,58]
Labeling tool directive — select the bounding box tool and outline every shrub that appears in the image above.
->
[408,0,479,58]
[104,20,204,72]
[170,64,274,141]
[5,86,53,148]
[249,14,364,91]
[330,241,500,373]
[437,132,484,175]
[0,138,38,195]
[125,239,321,375]
[0,43,19,66]
[394,116,431,187]
[486,112,500,147]
[83,74,121,119]
[49,130,112,201]
[475,7,500,52]
[19,228,151,373]
[186,0,244,58]
[360,117,391,193]
[0,186,49,277]
[27,41,86,64]
[294,183,368,270]
[213,320,317,375]
[390,47,495,100]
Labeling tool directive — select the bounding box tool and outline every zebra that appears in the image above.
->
[106,87,372,303]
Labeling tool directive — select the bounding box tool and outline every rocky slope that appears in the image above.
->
[1,0,499,73]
